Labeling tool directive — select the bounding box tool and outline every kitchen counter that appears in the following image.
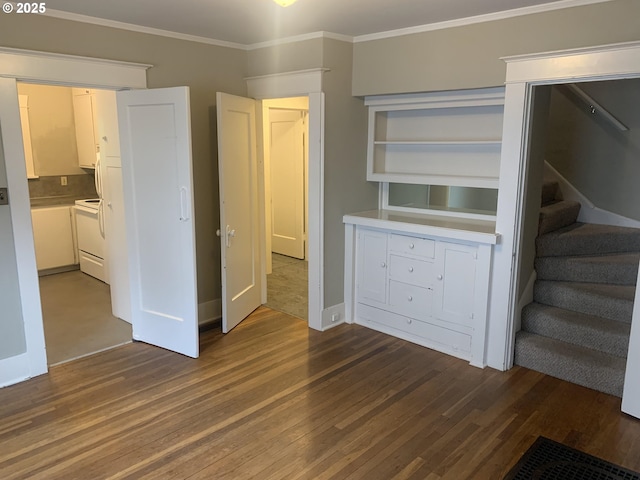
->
[30,195,88,208]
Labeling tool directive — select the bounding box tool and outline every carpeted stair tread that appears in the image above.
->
[541,180,561,206]
[538,200,581,235]
[514,331,625,397]
[521,302,630,357]
[534,280,634,323]
[535,252,640,285]
[537,222,640,257]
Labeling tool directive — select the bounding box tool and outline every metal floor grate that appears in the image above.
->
[504,437,640,480]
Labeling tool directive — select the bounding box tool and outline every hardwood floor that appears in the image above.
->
[1,307,639,479]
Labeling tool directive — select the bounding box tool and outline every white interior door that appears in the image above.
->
[269,109,305,259]
[117,87,198,357]
[217,92,261,333]
[95,89,131,323]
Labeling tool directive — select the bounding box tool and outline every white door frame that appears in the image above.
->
[488,41,640,371]
[246,69,327,331]
[0,47,149,384]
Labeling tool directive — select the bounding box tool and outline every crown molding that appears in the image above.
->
[247,31,353,51]
[353,0,614,43]
[39,0,615,50]
[43,8,248,50]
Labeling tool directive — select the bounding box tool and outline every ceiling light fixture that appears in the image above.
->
[272,0,298,6]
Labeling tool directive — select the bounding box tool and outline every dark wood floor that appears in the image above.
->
[1,307,639,479]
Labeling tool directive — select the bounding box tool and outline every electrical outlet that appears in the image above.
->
[60,176,68,186]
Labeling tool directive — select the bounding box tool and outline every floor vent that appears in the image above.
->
[504,436,640,480]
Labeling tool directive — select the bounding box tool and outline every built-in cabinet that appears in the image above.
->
[345,213,497,366]
[72,88,100,169]
[345,87,503,367]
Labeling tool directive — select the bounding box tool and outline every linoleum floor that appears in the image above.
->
[39,270,132,365]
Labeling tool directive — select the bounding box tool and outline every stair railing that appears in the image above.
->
[566,84,629,132]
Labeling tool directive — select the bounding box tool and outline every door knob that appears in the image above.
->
[216,229,221,237]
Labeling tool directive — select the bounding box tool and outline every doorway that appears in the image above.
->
[17,82,131,365]
[261,97,309,320]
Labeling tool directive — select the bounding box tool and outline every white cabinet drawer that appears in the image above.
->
[389,234,435,258]
[357,303,472,355]
[389,280,431,320]
[388,254,433,286]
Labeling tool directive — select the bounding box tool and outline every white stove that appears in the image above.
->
[75,198,101,210]
[74,198,106,282]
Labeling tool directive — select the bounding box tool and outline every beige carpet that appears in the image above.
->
[39,270,132,365]
[265,253,308,320]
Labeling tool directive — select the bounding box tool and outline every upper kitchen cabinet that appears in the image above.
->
[365,88,505,189]
[72,88,100,169]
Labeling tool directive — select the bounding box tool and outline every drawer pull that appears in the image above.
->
[381,262,386,268]
[437,274,443,280]
[407,318,412,324]
[407,295,413,302]
[408,266,414,273]
[409,243,415,249]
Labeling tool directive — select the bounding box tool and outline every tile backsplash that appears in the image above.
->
[29,174,98,207]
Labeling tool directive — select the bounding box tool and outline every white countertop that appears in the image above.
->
[343,209,500,244]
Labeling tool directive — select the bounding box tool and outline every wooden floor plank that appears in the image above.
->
[1,306,639,479]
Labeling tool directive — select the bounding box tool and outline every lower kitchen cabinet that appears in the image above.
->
[344,210,498,367]
[31,206,77,272]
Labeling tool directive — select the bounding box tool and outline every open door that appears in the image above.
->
[216,92,262,333]
[269,109,305,259]
[117,87,198,358]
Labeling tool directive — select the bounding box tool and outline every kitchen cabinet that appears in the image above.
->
[31,206,77,272]
[344,211,498,367]
[72,88,100,169]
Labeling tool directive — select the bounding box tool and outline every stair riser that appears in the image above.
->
[538,201,581,236]
[537,231,640,257]
[522,306,630,358]
[535,258,639,285]
[533,283,633,323]
[515,333,624,397]
[541,181,560,205]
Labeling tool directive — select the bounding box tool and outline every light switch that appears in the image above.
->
[0,187,8,205]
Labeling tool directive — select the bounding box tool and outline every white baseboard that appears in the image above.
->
[545,162,640,228]
[516,270,537,333]
[199,299,222,327]
[321,303,345,330]
[0,352,31,388]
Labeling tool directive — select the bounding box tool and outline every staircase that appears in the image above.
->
[514,179,640,397]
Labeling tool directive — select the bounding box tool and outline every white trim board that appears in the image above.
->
[198,299,222,326]
[544,161,640,229]
[0,49,149,387]
[0,47,150,88]
[245,69,329,99]
[322,303,346,331]
[246,70,326,332]
[488,40,640,376]
[0,353,31,388]
[354,0,614,43]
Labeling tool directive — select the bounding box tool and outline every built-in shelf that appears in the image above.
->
[366,88,505,189]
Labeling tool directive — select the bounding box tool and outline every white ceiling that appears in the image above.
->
[43,0,596,47]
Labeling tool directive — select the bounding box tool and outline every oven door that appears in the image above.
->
[75,205,104,260]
